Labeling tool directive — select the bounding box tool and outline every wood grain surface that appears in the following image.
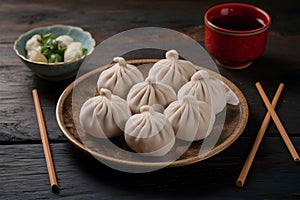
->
[0,0,300,199]
[1,139,300,199]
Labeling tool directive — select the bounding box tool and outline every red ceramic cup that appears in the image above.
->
[204,3,271,69]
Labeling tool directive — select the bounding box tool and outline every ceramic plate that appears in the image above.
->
[56,59,248,169]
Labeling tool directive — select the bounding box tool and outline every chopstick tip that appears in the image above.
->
[51,184,59,193]
[279,83,284,88]
[236,180,244,188]
[32,88,38,95]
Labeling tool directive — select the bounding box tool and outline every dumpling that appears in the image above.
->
[148,49,197,92]
[64,42,83,62]
[125,105,175,156]
[177,70,226,114]
[127,77,177,114]
[164,95,215,141]
[25,34,41,53]
[79,88,131,138]
[28,51,47,63]
[56,35,74,47]
[97,57,144,99]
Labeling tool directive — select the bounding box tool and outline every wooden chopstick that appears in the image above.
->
[32,89,59,193]
[255,82,300,162]
[236,83,284,187]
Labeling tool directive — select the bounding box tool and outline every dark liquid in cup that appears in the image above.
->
[211,16,265,31]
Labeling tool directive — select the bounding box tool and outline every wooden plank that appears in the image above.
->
[0,0,299,43]
[0,57,74,141]
[1,137,300,199]
[0,44,21,66]
[0,0,207,44]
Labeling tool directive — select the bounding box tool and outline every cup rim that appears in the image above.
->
[204,3,271,36]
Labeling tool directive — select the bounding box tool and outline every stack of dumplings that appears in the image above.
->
[79,50,236,157]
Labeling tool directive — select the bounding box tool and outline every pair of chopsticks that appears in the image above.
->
[236,82,300,187]
[32,89,59,193]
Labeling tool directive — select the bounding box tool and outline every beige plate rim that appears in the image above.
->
[56,59,249,168]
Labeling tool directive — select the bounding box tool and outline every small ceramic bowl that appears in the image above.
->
[14,24,96,81]
[204,3,271,69]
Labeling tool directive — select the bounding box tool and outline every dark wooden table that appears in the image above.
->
[1,0,300,199]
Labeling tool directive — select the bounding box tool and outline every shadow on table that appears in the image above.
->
[68,144,243,198]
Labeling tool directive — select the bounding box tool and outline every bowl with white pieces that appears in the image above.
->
[13,24,96,81]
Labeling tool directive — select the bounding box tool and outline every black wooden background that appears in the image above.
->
[0,0,300,199]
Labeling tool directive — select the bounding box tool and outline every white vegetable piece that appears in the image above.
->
[64,42,83,62]
[25,34,41,53]
[29,51,47,63]
[27,49,41,59]
[56,35,74,47]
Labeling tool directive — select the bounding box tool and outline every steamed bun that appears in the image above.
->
[178,70,226,114]
[164,95,215,141]
[127,77,177,114]
[79,88,131,138]
[148,50,196,92]
[125,105,175,156]
[97,57,144,99]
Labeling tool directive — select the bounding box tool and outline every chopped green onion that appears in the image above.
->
[34,33,86,63]
[82,48,88,55]
[49,53,62,63]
